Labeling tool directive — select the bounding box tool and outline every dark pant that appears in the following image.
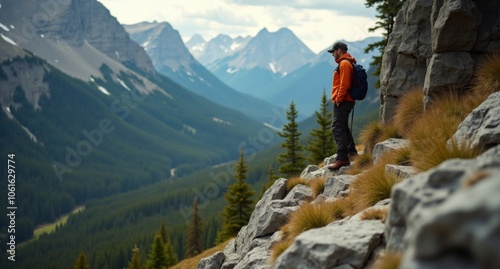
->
[332,101,356,160]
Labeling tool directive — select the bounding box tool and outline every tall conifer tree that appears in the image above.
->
[145,234,168,269]
[185,198,204,258]
[364,0,407,87]
[73,251,90,269]
[158,221,178,266]
[217,150,255,243]
[306,89,336,164]
[260,165,276,199]
[128,245,142,269]
[278,101,306,177]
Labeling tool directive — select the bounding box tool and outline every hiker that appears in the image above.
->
[327,41,357,170]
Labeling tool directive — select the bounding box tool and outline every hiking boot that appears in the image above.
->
[327,159,350,170]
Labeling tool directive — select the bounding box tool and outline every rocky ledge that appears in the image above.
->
[197,91,500,269]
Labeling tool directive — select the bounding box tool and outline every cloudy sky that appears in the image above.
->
[98,0,382,54]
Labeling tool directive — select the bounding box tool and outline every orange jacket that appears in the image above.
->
[331,53,356,104]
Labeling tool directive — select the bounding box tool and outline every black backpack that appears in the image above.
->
[336,59,368,100]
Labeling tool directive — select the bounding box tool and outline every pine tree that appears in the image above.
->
[278,101,306,177]
[260,165,276,199]
[217,150,255,243]
[365,0,407,87]
[185,198,204,258]
[73,251,90,269]
[158,221,178,266]
[128,245,142,269]
[145,234,168,269]
[306,89,336,164]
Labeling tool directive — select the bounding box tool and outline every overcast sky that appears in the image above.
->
[98,0,382,54]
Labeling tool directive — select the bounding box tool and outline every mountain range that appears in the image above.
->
[0,0,382,267]
[127,21,382,118]
[186,33,251,67]
[185,28,382,117]
[123,21,278,123]
[0,0,268,240]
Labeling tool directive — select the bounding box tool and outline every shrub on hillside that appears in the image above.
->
[473,52,500,97]
[360,207,387,222]
[360,121,400,156]
[309,177,326,199]
[346,152,373,175]
[393,87,425,136]
[285,176,309,192]
[349,153,401,213]
[270,237,294,264]
[407,91,482,171]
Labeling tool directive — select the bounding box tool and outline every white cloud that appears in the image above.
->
[98,0,382,54]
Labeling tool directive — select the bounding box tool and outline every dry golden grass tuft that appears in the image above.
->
[349,153,401,213]
[275,200,345,261]
[421,138,481,171]
[360,122,401,155]
[406,90,476,171]
[346,152,373,175]
[309,177,326,198]
[473,52,500,97]
[360,207,388,222]
[386,146,412,166]
[359,121,383,155]
[335,195,357,217]
[463,170,491,188]
[285,202,343,239]
[393,87,425,136]
[408,113,481,171]
[371,252,402,269]
[380,122,401,141]
[269,237,294,264]
[285,176,309,192]
[171,238,233,269]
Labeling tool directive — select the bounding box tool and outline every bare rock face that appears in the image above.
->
[8,0,154,73]
[379,0,500,123]
[452,91,500,151]
[273,220,385,269]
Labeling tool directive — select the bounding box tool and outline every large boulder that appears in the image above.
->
[400,168,500,269]
[379,0,500,123]
[452,91,500,151]
[273,220,385,269]
[386,145,500,252]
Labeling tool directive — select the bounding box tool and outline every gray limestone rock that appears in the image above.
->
[452,91,500,151]
[300,165,320,178]
[385,164,417,180]
[323,175,356,199]
[197,251,226,269]
[386,145,500,252]
[273,220,385,269]
[400,168,500,269]
[379,0,500,122]
[372,138,409,163]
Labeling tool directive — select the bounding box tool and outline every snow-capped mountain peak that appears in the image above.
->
[186,33,251,66]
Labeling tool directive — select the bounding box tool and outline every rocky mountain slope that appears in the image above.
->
[123,21,278,122]
[186,34,251,66]
[0,0,267,240]
[207,28,316,95]
[197,90,500,269]
[196,0,500,268]
[186,27,381,117]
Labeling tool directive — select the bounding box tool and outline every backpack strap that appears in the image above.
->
[335,58,355,74]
